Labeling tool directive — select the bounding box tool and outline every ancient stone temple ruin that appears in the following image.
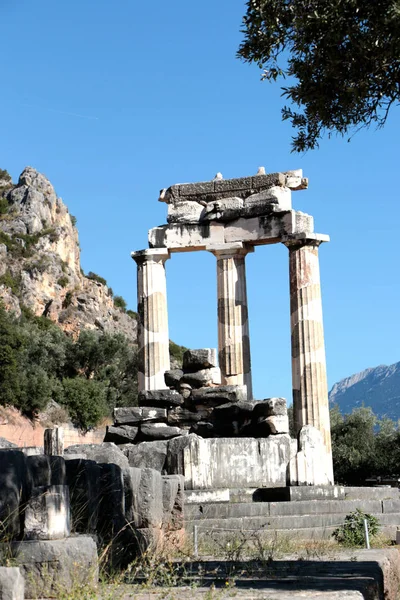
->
[110,168,334,492]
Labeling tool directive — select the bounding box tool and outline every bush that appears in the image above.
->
[169,340,187,365]
[62,291,73,308]
[0,169,11,182]
[333,509,380,547]
[61,378,108,430]
[0,271,21,296]
[57,276,69,288]
[0,197,8,215]
[70,215,77,227]
[87,271,107,286]
[113,295,127,311]
[126,309,137,319]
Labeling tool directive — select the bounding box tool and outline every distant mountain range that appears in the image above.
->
[329,361,400,420]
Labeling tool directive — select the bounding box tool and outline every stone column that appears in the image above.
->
[131,248,171,392]
[44,428,64,456]
[284,234,333,479]
[208,243,253,399]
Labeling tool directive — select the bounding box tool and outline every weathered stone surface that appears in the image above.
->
[0,567,24,600]
[262,415,289,434]
[213,401,255,420]
[26,455,66,491]
[44,428,64,456]
[138,389,184,408]
[202,197,244,222]
[64,442,129,469]
[190,422,216,437]
[65,458,101,534]
[149,222,225,250]
[161,476,179,527]
[137,468,163,528]
[243,186,292,217]
[132,249,170,392]
[0,537,98,599]
[167,407,205,425]
[104,425,138,444]
[0,438,17,449]
[191,385,247,406]
[0,450,26,538]
[167,200,206,224]
[175,435,294,489]
[122,467,142,527]
[179,382,192,399]
[290,425,332,486]
[164,369,184,388]
[140,423,187,440]
[253,397,287,417]
[114,406,167,425]
[98,463,125,539]
[24,485,70,541]
[183,348,217,371]
[181,367,221,388]
[166,434,200,474]
[125,440,168,471]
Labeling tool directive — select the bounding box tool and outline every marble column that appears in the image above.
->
[208,243,253,399]
[131,248,171,392]
[284,236,332,469]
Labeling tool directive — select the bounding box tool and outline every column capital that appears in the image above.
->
[131,248,170,265]
[282,233,330,249]
[206,242,254,258]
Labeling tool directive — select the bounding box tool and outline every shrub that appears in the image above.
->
[57,276,69,288]
[70,215,77,227]
[333,509,380,547]
[62,291,73,308]
[0,271,21,296]
[126,309,137,319]
[61,377,108,430]
[169,340,187,365]
[0,169,11,182]
[113,295,127,311]
[0,197,8,215]
[87,271,107,286]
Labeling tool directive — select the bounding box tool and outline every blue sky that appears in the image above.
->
[1,0,399,402]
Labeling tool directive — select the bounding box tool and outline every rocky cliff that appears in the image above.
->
[0,167,137,340]
[329,361,400,420]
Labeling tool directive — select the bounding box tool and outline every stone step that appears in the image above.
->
[186,512,400,534]
[184,486,399,505]
[185,498,397,520]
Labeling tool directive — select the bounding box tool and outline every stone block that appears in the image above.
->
[0,438,17,449]
[0,450,27,539]
[138,389,184,408]
[166,434,199,475]
[140,423,186,440]
[251,172,286,189]
[181,367,221,388]
[190,421,216,437]
[164,369,183,387]
[167,406,205,425]
[345,487,399,501]
[167,200,206,224]
[148,222,225,250]
[253,415,289,436]
[179,181,214,196]
[289,425,333,486]
[182,348,217,371]
[161,476,179,527]
[64,442,129,469]
[104,425,138,444]
[191,385,247,406]
[179,435,294,490]
[213,400,255,420]
[0,537,98,599]
[253,397,287,417]
[137,468,163,528]
[114,406,167,425]
[125,440,168,471]
[122,467,142,527]
[0,567,24,600]
[243,186,292,216]
[98,463,125,539]
[65,458,101,534]
[24,485,70,540]
[26,455,66,492]
[44,428,64,456]
[202,197,243,222]
[260,485,345,502]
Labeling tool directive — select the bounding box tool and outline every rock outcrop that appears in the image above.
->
[0,167,136,340]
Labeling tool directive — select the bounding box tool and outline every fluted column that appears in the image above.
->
[208,243,253,399]
[131,248,171,392]
[284,236,332,461]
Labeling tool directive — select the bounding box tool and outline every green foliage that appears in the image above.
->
[87,271,107,286]
[0,229,58,259]
[113,295,127,311]
[0,271,21,296]
[0,197,9,215]
[126,309,137,319]
[57,276,69,288]
[238,0,400,152]
[0,303,138,427]
[61,378,107,430]
[0,169,11,182]
[63,291,73,308]
[70,215,77,227]
[333,509,380,547]
[169,340,187,365]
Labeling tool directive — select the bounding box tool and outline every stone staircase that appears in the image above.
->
[184,486,400,544]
